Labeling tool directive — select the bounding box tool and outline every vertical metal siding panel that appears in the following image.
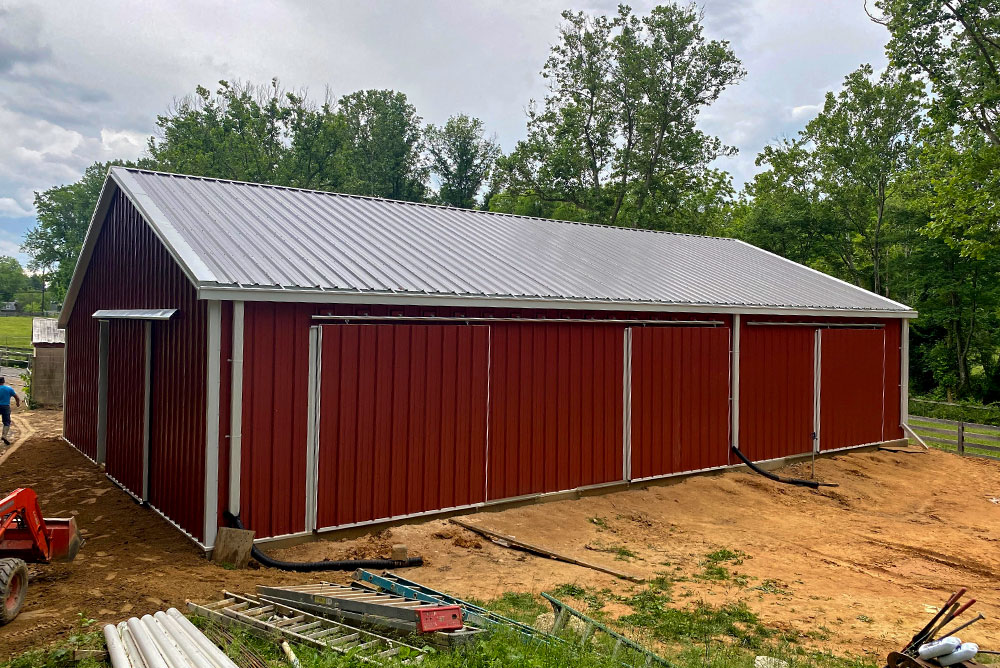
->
[629,327,730,479]
[820,329,885,450]
[739,326,815,462]
[486,323,622,499]
[314,324,488,528]
[390,326,411,517]
[467,327,489,506]
[316,325,341,528]
[64,191,207,540]
[272,308,295,535]
[882,320,903,439]
[373,326,395,520]
[105,320,145,494]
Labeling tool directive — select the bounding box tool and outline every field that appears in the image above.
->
[3,410,1000,667]
[0,316,32,349]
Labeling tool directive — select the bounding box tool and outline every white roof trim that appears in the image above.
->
[198,285,918,319]
[92,309,178,320]
[59,167,215,327]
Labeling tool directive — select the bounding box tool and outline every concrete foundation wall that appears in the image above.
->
[32,345,64,407]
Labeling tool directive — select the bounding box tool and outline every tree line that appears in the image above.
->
[15,0,1000,403]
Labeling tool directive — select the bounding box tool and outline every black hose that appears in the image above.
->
[730,446,839,489]
[224,512,424,572]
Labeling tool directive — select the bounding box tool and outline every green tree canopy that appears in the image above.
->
[0,256,26,302]
[492,3,744,231]
[425,114,501,208]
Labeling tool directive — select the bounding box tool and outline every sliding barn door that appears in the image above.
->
[314,324,490,529]
[630,326,730,478]
[818,328,886,450]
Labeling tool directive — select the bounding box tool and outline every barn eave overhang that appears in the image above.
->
[194,284,918,319]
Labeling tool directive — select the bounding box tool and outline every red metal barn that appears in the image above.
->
[58,168,916,550]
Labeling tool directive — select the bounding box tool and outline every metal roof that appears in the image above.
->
[32,317,65,345]
[60,167,915,324]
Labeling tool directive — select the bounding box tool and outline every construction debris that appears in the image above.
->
[355,569,557,642]
[542,592,672,666]
[103,608,240,668]
[256,582,482,646]
[188,591,430,665]
[888,588,989,668]
[449,518,643,582]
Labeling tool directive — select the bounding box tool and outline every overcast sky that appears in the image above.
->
[0,0,890,265]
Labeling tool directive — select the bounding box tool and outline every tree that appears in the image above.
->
[425,114,500,208]
[873,0,1000,144]
[0,257,25,302]
[338,90,427,201]
[493,3,744,230]
[22,161,132,299]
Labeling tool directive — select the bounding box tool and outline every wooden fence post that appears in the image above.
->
[958,422,965,456]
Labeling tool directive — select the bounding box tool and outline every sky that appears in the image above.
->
[0,0,891,265]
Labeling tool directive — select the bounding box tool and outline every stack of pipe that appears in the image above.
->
[103,608,240,668]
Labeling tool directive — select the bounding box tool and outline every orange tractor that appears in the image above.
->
[0,488,83,624]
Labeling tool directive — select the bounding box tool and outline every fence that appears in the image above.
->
[0,346,32,370]
[909,415,1000,461]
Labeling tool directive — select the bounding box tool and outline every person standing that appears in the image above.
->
[0,377,21,446]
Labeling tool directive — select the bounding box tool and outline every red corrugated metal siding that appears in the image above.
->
[739,324,815,461]
[487,323,624,500]
[63,189,207,541]
[315,324,489,528]
[820,328,886,450]
[882,320,903,440]
[631,327,730,478]
[240,302,311,538]
[104,320,146,494]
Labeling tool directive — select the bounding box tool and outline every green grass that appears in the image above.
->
[0,316,32,349]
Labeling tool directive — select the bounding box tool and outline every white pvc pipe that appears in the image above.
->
[120,623,149,668]
[167,608,241,668]
[141,615,189,668]
[103,624,131,668]
[126,617,170,668]
[155,611,215,668]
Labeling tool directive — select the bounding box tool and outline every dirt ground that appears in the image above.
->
[2,409,1000,661]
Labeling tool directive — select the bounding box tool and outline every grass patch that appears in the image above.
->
[697,549,751,584]
[0,316,32,349]
[587,543,639,561]
[484,591,548,625]
[589,516,610,530]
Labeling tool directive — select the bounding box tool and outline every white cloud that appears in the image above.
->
[790,103,823,120]
[0,0,892,246]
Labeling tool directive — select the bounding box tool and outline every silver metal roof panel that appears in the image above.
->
[63,167,915,322]
[92,308,178,320]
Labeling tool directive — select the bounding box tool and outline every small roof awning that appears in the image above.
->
[92,309,178,321]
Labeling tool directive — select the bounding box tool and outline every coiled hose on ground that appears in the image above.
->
[729,446,838,489]
[225,512,424,572]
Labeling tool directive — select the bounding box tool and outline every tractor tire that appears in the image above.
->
[0,558,28,625]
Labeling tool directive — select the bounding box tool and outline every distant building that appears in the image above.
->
[31,317,65,407]
[1,302,16,312]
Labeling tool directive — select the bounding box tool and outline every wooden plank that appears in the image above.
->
[911,425,959,437]
[965,431,1000,443]
[212,527,255,568]
[922,436,958,447]
[963,442,1000,454]
[450,518,642,582]
[909,415,961,426]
